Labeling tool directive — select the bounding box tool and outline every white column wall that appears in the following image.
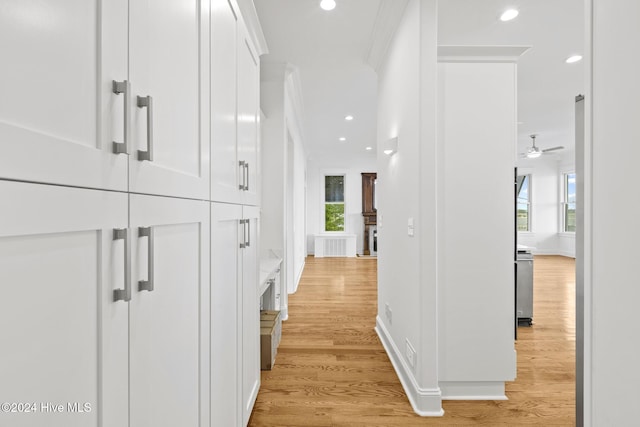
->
[586,0,640,424]
[375,0,443,415]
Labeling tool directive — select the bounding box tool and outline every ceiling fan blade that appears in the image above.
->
[542,146,565,153]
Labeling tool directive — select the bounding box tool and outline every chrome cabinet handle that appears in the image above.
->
[238,161,246,190]
[113,228,131,302]
[246,219,251,247]
[137,95,154,161]
[138,227,154,292]
[112,80,129,154]
[244,162,249,191]
[239,219,247,249]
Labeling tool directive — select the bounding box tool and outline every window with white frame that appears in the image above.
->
[324,175,345,232]
[562,172,576,232]
[516,175,531,231]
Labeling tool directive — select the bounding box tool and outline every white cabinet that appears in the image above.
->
[0,0,210,200]
[128,0,210,200]
[0,181,129,427]
[211,0,240,204]
[129,195,210,427]
[211,0,260,206]
[237,27,260,206]
[0,0,129,191]
[240,205,260,425]
[211,202,260,427]
[0,182,209,427]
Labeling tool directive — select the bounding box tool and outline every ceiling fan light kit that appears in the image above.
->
[522,134,565,159]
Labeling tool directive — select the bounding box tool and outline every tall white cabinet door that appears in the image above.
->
[0,182,128,427]
[211,0,241,204]
[237,26,260,206]
[0,0,128,191]
[241,205,260,425]
[210,202,243,426]
[129,195,210,427]
[128,0,210,200]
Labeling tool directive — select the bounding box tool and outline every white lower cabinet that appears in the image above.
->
[0,181,129,427]
[211,203,259,427]
[129,194,210,427]
[0,181,209,427]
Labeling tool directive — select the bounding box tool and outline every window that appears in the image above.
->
[562,172,576,232]
[516,175,531,231]
[324,175,345,232]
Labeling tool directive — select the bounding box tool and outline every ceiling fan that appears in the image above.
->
[521,134,564,159]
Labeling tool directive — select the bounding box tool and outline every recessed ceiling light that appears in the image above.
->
[566,55,583,64]
[320,0,336,11]
[500,9,519,21]
[365,146,373,151]
[339,137,346,142]
[344,115,354,121]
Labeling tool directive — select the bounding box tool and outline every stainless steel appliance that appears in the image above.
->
[516,248,534,325]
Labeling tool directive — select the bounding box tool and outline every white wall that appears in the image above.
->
[586,0,640,424]
[517,158,561,253]
[260,64,307,301]
[437,59,517,395]
[306,157,376,255]
[375,0,442,415]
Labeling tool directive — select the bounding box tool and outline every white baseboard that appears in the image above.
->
[375,317,444,417]
[290,260,305,294]
[440,381,508,400]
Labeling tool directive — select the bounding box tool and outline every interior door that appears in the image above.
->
[0,181,129,427]
[128,0,210,200]
[211,0,241,204]
[210,202,243,427]
[241,205,260,425]
[129,195,209,427]
[237,26,260,206]
[0,0,128,191]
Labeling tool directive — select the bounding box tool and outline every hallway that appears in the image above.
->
[249,256,575,426]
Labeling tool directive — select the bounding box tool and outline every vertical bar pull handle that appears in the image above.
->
[239,219,247,249]
[137,96,154,161]
[244,163,250,191]
[138,227,154,292]
[246,219,251,248]
[113,228,131,302]
[112,80,129,154]
[239,161,246,190]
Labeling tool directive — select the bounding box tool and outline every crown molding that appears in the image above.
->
[237,0,269,56]
[437,45,531,63]
[366,0,410,72]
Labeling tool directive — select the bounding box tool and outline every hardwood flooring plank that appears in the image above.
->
[249,255,575,426]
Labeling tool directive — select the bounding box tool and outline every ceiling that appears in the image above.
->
[254,0,584,164]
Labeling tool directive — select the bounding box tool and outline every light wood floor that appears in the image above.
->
[249,255,575,426]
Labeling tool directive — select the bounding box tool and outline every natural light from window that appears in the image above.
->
[517,175,531,231]
[563,172,576,232]
[324,175,345,232]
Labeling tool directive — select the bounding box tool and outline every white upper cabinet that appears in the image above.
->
[211,0,260,206]
[211,0,241,204]
[128,0,210,200]
[237,25,260,206]
[0,181,129,427]
[0,0,128,191]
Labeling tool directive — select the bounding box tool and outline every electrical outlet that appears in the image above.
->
[385,302,392,325]
[405,339,416,369]
[407,217,414,237]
